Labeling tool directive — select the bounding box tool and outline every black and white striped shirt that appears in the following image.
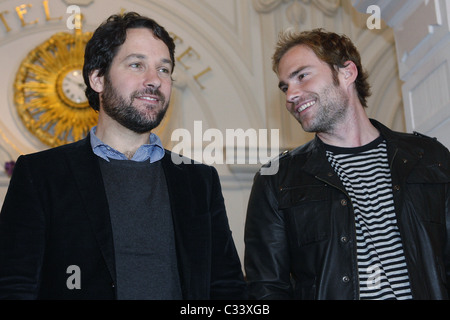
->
[325,136,413,300]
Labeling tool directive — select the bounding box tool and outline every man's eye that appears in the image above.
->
[130,63,141,68]
[158,67,172,77]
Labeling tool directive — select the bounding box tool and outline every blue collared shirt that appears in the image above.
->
[89,126,165,163]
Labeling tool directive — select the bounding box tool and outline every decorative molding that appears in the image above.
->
[409,62,449,129]
[352,0,450,149]
[63,0,94,6]
[402,41,450,133]
[351,0,449,79]
[252,0,290,13]
[253,0,340,26]
[253,0,340,15]
[351,0,411,26]
[252,0,340,25]
[396,0,442,59]
[312,0,341,16]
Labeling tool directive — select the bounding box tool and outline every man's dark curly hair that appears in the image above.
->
[83,12,175,111]
[272,28,372,108]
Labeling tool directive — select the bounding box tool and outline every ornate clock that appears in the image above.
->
[13,28,97,147]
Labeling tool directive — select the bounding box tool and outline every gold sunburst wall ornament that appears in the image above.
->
[14,26,96,147]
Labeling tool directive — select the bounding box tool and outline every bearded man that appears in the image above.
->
[0,12,247,300]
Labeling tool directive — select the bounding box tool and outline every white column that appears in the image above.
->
[352,0,450,148]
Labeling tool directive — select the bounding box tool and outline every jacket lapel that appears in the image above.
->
[371,119,423,185]
[301,137,348,193]
[64,136,116,284]
[161,152,204,299]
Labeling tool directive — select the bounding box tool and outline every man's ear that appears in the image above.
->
[89,70,104,93]
[339,61,358,85]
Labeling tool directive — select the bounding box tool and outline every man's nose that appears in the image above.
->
[144,69,161,89]
[286,85,301,105]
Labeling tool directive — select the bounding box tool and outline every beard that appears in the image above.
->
[101,75,169,134]
[297,83,349,134]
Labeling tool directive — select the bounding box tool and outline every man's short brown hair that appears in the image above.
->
[272,28,372,108]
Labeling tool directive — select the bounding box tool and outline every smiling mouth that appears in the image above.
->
[137,96,159,102]
[296,100,316,113]
[133,87,164,103]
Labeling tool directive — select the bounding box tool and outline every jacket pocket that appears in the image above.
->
[406,164,450,184]
[279,185,327,208]
[279,185,330,247]
[293,276,317,300]
[405,164,449,224]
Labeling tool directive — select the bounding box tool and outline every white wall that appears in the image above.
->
[353,0,450,148]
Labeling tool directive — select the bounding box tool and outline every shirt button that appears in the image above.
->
[342,276,350,283]
[393,185,400,191]
[340,236,348,243]
[341,199,348,206]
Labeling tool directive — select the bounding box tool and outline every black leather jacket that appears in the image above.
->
[244,120,450,300]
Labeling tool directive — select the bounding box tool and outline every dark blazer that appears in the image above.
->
[0,135,247,300]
